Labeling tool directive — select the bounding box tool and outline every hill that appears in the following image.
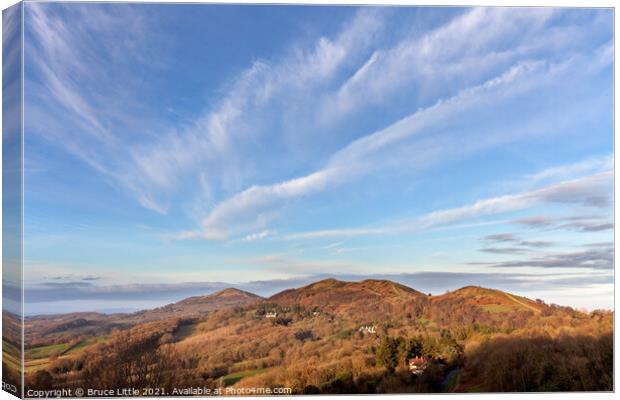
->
[15,278,613,394]
[134,287,263,322]
[269,278,425,316]
[22,287,263,349]
[432,286,546,314]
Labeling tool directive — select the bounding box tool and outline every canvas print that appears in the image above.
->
[2,2,614,397]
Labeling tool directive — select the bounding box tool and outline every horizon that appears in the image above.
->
[22,275,612,316]
[13,4,614,315]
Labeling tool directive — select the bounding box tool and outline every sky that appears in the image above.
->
[16,4,613,315]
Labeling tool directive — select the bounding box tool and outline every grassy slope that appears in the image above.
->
[222,368,271,386]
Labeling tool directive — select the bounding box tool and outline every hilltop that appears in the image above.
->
[432,285,546,314]
[269,278,425,315]
[135,287,263,321]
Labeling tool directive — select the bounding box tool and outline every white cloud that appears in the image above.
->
[410,171,612,229]
[284,228,387,240]
[25,5,385,214]
[328,59,546,167]
[525,155,613,185]
[242,230,273,242]
[25,3,173,212]
[180,45,611,240]
[120,9,385,211]
[196,62,542,238]
[25,5,612,238]
[197,168,343,237]
[319,7,563,123]
[275,170,612,242]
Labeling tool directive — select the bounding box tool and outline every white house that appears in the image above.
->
[358,325,376,334]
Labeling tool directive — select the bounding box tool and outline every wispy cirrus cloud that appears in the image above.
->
[124,12,383,212]
[25,5,612,225]
[179,47,611,241]
[480,247,533,255]
[485,246,614,271]
[269,168,612,242]
[25,5,386,214]
[514,215,613,232]
[525,155,613,186]
[480,233,554,255]
[242,230,273,242]
[417,171,612,228]
[25,3,174,212]
[320,7,559,123]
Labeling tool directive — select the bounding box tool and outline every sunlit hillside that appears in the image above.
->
[10,279,613,394]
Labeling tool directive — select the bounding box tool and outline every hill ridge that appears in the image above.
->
[436,284,546,314]
[178,287,262,304]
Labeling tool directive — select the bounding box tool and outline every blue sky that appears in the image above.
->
[20,4,613,314]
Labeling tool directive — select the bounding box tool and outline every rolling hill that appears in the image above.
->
[9,278,613,394]
[134,287,263,321]
[432,285,546,314]
[22,287,263,349]
[268,278,426,315]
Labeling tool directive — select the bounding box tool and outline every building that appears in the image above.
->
[408,357,429,375]
[265,311,278,318]
[358,325,376,334]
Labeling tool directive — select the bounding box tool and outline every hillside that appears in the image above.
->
[15,279,613,394]
[22,288,263,349]
[432,286,546,314]
[134,287,263,322]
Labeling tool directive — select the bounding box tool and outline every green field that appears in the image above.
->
[65,335,110,355]
[222,368,269,386]
[3,339,20,357]
[2,340,22,372]
[26,343,68,359]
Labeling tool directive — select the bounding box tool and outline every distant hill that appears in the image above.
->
[135,287,263,321]
[22,287,263,347]
[432,285,546,314]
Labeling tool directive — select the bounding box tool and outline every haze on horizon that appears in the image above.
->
[17,4,613,315]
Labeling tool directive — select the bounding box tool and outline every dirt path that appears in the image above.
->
[504,293,540,313]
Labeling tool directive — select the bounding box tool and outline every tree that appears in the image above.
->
[376,336,403,371]
[27,370,54,390]
[400,336,424,359]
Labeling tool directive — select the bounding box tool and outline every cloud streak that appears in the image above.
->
[267,168,612,242]
[479,233,554,255]
[25,5,613,231]
[514,215,613,232]
[25,5,386,214]
[181,45,612,240]
[487,247,614,271]
[419,171,612,228]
